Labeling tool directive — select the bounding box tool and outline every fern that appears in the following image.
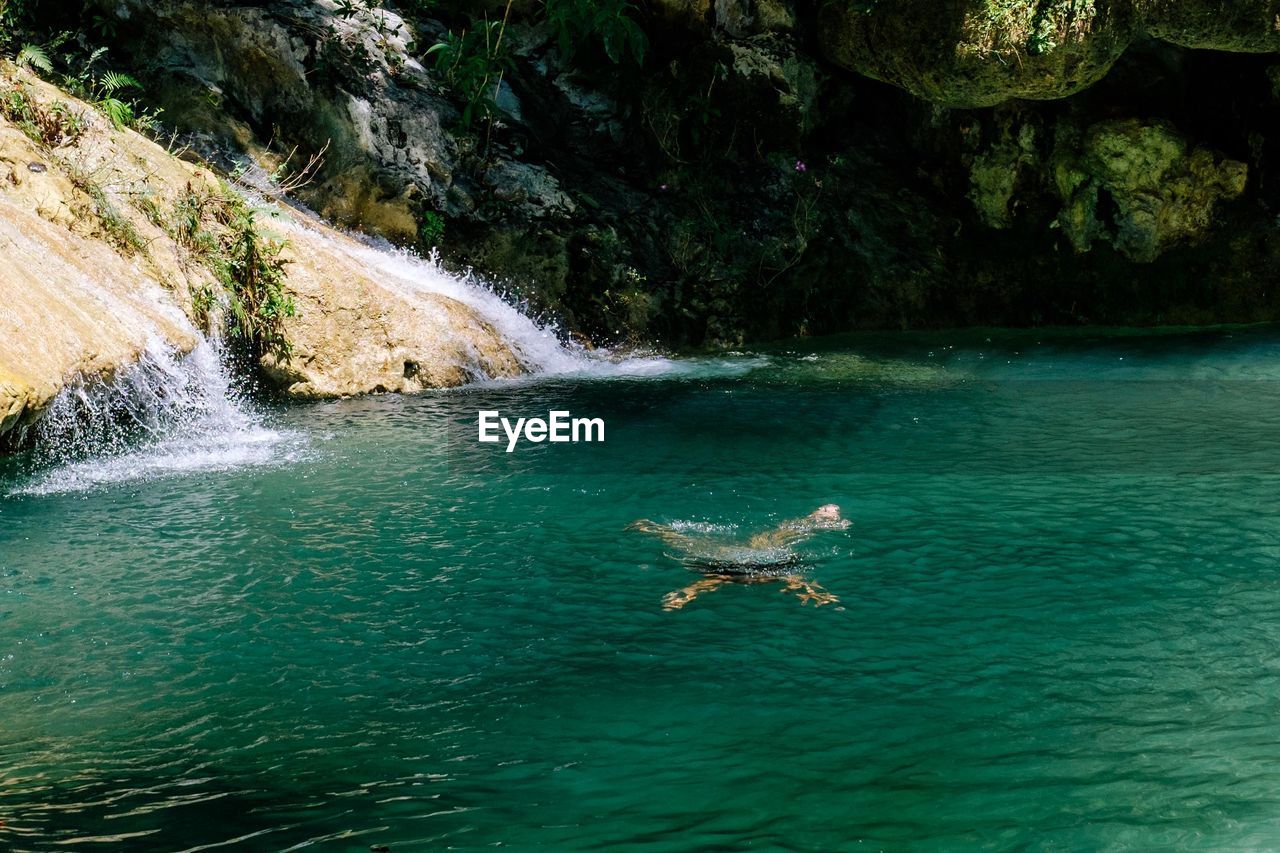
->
[97,96,133,129]
[16,43,51,74]
[99,70,139,95]
[544,0,646,66]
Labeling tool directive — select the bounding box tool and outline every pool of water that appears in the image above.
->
[5,327,1280,850]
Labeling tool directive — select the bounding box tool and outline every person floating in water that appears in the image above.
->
[628,504,850,611]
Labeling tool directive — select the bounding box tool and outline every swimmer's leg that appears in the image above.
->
[629,519,700,551]
[780,575,839,607]
[663,576,727,611]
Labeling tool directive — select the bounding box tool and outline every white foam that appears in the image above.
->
[274,214,767,383]
[12,205,762,495]
[10,338,300,497]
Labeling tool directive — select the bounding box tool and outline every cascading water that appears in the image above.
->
[272,213,758,381]
[10,337,298,496]
[9,204,763,496]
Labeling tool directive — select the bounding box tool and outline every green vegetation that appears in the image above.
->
[1,0,161,135]
[72,171,147,255]
[173,185,296,360]
[418,209,445,248]
[426,0,513,129]
[0,77,85,145]
[63,47,161,131]
[544,0,646,65]
[958,0,1098,59]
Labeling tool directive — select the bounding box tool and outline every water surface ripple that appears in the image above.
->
[4,329,1280,850]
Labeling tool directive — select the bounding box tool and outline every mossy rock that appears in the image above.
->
[817,0,1135,108]
[1139,0,1280,51]
[1052,118,1248,261]
[818,0,1280,107]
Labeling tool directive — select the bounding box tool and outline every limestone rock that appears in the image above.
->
[0,64,530,441]
[818,0,1280,108]
[817,0,1134,108]
[1052,118,1248,261]
[1140,0,1280,52]
[0,196,197,438]
[968,110,1043,228]
[259,217,524,397]
[91,0,462,233]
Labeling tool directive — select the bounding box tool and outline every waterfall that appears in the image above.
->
[7,207,764,496]
[10,336,298,496]
[276,213,684,380]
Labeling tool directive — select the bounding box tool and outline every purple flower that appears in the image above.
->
[659,183,669,191]
[794,160,807,173]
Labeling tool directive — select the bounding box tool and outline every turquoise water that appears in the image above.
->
[6,329,1280,849]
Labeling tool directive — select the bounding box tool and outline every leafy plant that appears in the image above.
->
[543,0,646,65]
[0,79,85,146]
[15,42,50,73]
[217,200,295,359]
[63,47,162,132]
[0,0,33,52]
[426,3,513,130]
[65,165,148,255]
[177,186,296,360]
[418,209,445,248]
[94,69,143,129]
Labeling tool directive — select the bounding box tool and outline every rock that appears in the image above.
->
[1140,0,1280,52]
[0,196,198,438]
[258,217,524,397]
[715,0,794,37]
[1052,118,1248,261]
[91,0,463,232]
[649,0,713,32]
[482,160,576,220]
[0,64,530,440]
[817,0,1135,108]
[719,38,819,141]
[817,1,1280,108]
[968,109,1043,228]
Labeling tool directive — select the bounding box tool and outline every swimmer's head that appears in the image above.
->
[808,504,851,529]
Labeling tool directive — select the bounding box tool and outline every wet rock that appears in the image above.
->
[260,220,524,397]
[0,66,528,434]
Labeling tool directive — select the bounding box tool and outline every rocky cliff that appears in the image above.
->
[0,67,522,445]
[53,0,1280,347]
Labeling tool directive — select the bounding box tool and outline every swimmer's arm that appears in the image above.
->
[628,519,696,549]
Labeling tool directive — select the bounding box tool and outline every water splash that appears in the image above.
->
[9,208,764,494]
[10,338,299,496]
[277,216,766,382]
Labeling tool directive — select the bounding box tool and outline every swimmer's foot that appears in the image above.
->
[662,588,694,611]
[780,576,839,607]
[796,588,839,607]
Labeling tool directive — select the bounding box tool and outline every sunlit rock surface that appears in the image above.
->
[0,67,529,441]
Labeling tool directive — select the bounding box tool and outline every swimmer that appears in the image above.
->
[628,504,849,610]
